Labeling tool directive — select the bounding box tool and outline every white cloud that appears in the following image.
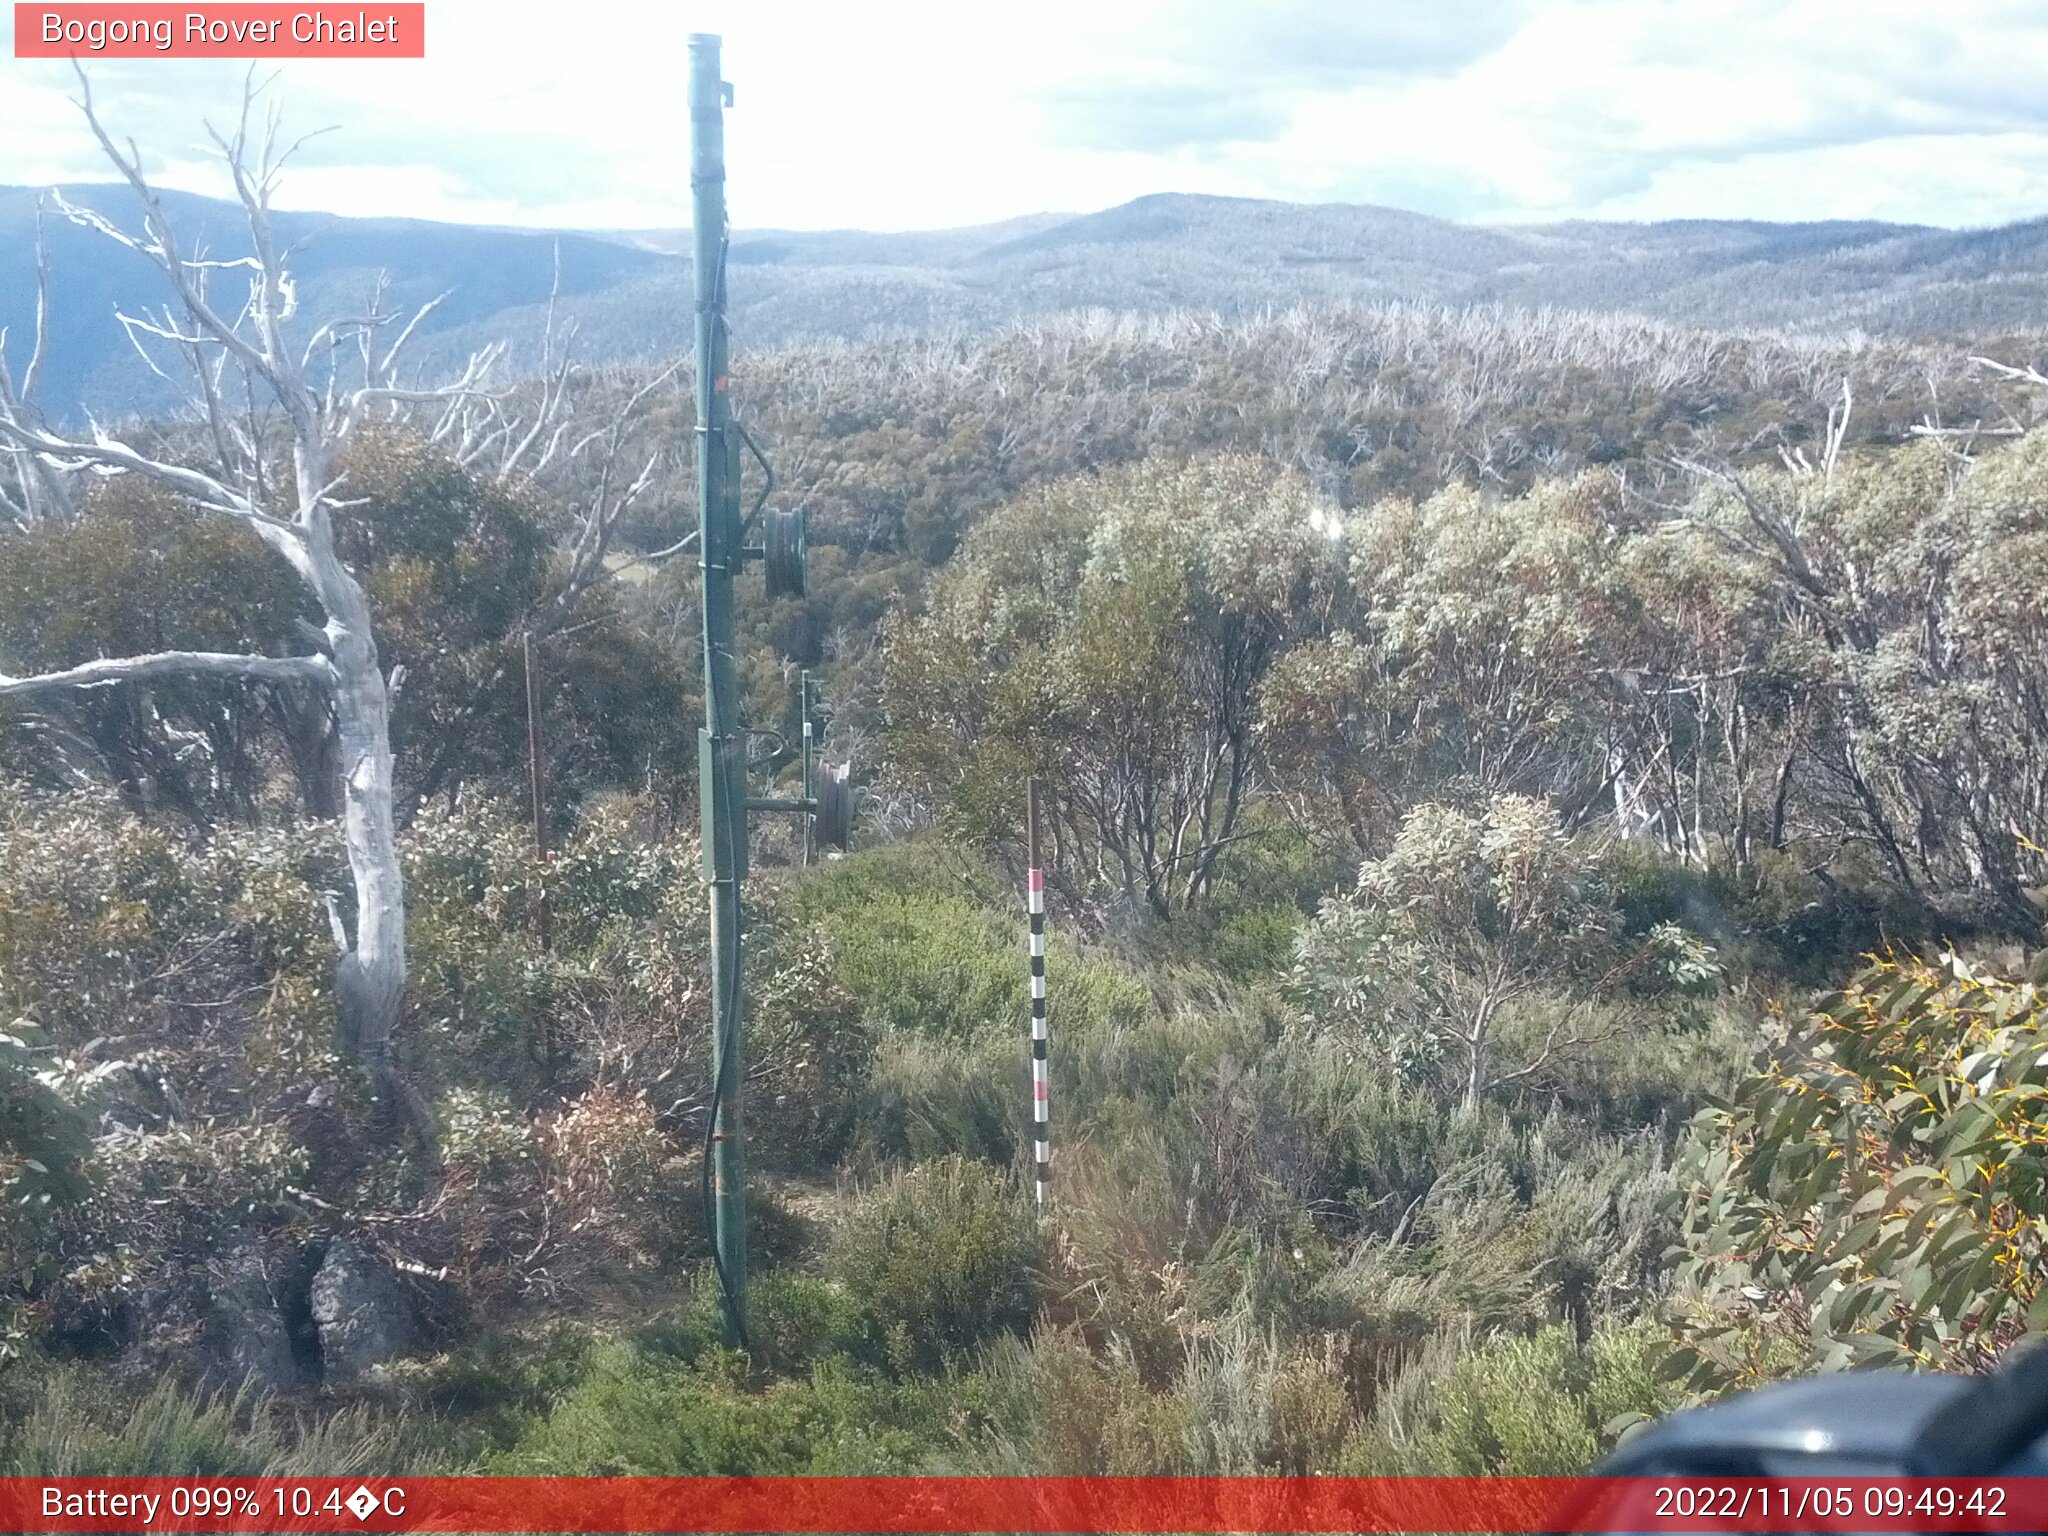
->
[1585,133,2048,228]
[1,0,2045,230]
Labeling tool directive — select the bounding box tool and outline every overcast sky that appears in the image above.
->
[5,0,2048,232]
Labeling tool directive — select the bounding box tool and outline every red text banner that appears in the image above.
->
[14,4,425,58]
[5,1476,2048,1533]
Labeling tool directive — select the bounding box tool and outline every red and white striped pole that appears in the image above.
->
[1026,778,1050,1203]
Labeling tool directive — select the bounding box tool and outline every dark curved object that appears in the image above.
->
[1598,1344,2048,1478]
[813,761,853,850]
[1907,1341,2048,1475]
[764,506,806,600]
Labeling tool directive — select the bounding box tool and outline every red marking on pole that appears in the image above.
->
[1025,777,1049,1203]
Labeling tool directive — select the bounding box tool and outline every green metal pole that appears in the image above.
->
[691,31,748,1347]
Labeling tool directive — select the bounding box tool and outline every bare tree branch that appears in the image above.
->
[23,195,52,405]
[0,197,75,526]
[527,363,680,642]
[0,650,331,698]
[1971,354,2048,389]
[0,418,295,538]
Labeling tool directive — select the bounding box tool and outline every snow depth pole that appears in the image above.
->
[1027,778,1050,1203]
[800,670,815,869]
[691,31,750,1348]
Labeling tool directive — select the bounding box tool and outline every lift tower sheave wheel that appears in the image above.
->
[764,507,807,600]
[814,762,853,850]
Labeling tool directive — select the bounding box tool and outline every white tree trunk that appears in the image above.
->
[328,585,405,1065]
[290,434,407,1073]
[0,77,668,1151]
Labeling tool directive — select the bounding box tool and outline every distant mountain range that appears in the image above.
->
[0,185,662,423]
[6,185,2048,421]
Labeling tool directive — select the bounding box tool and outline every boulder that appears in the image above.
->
[309,1236,413,1382]
[202,1230,304,1395]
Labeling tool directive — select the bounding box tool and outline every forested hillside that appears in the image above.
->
[15,181,2048,424]
[4,135,2048,1481]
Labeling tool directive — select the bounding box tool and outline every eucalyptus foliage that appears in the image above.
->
[1668,954,2048,1388]
[1292,795,1719,1105]
[884,454,1343,916]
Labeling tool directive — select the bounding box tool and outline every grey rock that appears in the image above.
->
[203,1230,304,1395]
[310,1237,412,1382]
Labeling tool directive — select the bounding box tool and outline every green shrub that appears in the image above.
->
[972,1322,1361,1475]
[829,890,1035,1042]
[1177,1324,1359,1474]
[1034,1128,1192,1384]
[786,845,1148,1046]
[971,1329,1198,1474]
[1,1020,92,1276]
[493,1343,938,1474]
[1066,985,1333,1234]
[1604,840,1940,986]
[1533,996,1754,1134]
[831,1156,1042,1372]
[0,794,213,1037]
[380,1320,600,1455]
[1195,902,1303,982]
[744,1274,875,1376]
[1189,1221,1336,1334]
[1349,1320,1672,1474]
[857,1034,1017,1166]
[1278,1037,1451,1234]
[1149,813,1337,982]
[784,840,1009,912]
[1291,796,1720,1107]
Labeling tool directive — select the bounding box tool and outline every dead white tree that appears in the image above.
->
[0,76,669,1139]
[0,198,76,527]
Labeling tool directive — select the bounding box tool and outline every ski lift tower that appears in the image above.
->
[689,32,850,1349]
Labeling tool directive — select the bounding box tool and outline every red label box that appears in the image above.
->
[14,3,425,57]
[7,1476,2048,1534]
